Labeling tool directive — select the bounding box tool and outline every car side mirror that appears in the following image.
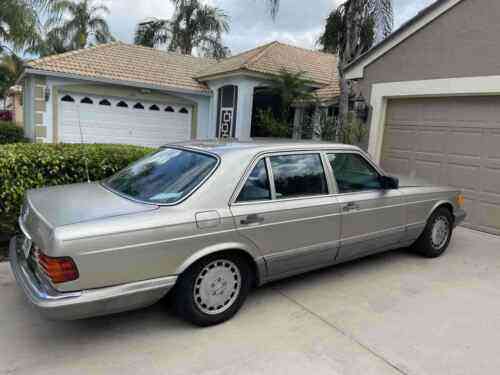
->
[380,175,399,190]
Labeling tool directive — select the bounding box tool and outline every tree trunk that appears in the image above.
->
[338,72,349,142]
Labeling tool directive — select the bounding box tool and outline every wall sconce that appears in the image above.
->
[44,87,51,102]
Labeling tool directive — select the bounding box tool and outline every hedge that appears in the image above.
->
[0,121,27,144]
[0,143,154,240]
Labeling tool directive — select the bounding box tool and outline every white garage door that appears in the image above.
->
[381,96,500,235]
[59,93,192,147]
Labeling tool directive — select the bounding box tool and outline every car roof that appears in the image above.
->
[165,139,361,158]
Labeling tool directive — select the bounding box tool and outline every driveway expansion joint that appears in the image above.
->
[272,286,410,375]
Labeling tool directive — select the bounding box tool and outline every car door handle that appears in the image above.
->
[240,214,265,226]
[342,202,360,212]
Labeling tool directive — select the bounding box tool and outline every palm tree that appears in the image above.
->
[0,52,24,108]
[265,0,393,137]
[0,0,58,53]
[134,18,170,48]
[134,0,230,59]
[47,0,113,50]
[38,26,73,57]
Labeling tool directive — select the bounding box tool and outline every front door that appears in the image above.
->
[230,153,342,278]
[326,152,406,260]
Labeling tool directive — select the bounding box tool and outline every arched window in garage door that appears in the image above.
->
[149,104,160,111]
[165,106,175,112]
[61,95,75,102]
[117,101,128,108]
[81,97,93,104]
[179,107,189,114]
[99,99,111,106]
[133,102,145,109]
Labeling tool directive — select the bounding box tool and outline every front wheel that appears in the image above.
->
[173,254,252,326]
[412,207,453,258]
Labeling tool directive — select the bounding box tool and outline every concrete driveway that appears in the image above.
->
[1,227,499,375]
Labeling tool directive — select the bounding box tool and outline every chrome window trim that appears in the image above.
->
[230,150,333,206]
[102,145,221,207]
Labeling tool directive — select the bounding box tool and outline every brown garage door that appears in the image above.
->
[381,96,500,235]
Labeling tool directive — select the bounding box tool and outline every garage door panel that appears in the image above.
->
[414,160,442,185]
[479,200,500,232]
[383,127,415,152]
[448,163,480,191]
[416,129,446,153]
[486,132,500,159]
[381,155,410,175]
[447,130,482,157]
[381,96,500,235]
[60,93,192,147]
[483,168,500,195]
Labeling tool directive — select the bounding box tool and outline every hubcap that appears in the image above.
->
[193,259,241,315]
[431,216,450,249]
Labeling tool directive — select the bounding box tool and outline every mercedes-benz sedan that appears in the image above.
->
[10,141,466,326]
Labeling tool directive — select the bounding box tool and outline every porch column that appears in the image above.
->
[235,81,256,141]
[292,107,303,139]
[312,106,322,141]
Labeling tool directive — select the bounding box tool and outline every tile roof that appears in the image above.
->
[196,41,338,87]
[314,82,341,102]
[26,41,341,100]
[26,42,215,93]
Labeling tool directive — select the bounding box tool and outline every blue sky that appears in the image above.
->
[101,0,436,54]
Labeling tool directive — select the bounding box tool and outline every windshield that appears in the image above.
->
[104,147,218,204]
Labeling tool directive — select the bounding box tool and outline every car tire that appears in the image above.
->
[173,253,252,327]
[412,207,454,258]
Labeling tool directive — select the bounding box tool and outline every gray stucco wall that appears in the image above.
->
[359,0,500,99]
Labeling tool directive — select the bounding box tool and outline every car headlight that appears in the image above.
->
[456,194,465,207]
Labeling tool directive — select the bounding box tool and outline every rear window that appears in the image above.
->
[104,148,218,204]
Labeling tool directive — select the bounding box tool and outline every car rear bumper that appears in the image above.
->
[454,208,467,227]
[9,236,177,320]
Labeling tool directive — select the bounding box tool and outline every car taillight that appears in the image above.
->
[37,251,79,284]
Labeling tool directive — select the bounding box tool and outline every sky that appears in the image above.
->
[101,0,437,55]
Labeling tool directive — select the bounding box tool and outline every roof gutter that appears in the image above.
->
[344,0,464,80]
[23,68,213,97]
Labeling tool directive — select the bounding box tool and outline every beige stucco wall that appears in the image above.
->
[359,0,500,99]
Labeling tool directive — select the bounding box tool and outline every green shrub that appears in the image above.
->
[0,143,154,239]
[0,121,28,144]
[256,108,292,138]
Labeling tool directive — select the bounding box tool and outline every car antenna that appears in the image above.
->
[77,101,91,184]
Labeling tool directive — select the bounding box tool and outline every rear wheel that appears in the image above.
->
[174,253,252,326]
[412,207,453,258]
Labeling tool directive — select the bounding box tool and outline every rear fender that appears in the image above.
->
[175,242,267,285]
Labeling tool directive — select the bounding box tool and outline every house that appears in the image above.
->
[19,41,339,146]
[345,0,500,235]
[6,85,23,126]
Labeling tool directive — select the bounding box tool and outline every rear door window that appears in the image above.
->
[269,154,328,199]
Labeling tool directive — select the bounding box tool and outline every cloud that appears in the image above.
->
[101,0,438,54]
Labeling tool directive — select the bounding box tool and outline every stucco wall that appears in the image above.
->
[359,0,500,99]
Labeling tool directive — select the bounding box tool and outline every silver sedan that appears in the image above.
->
[10,141,466,326]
